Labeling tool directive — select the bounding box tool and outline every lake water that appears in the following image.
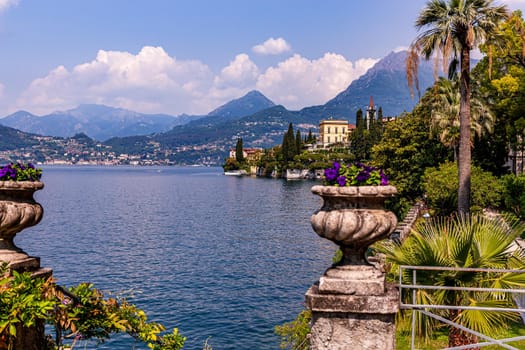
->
[17,166,336,349]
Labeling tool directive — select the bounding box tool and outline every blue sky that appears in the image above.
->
[1,0,524,117]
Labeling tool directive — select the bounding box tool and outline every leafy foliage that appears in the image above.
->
[422,161,503,216]
[0,266,186,350]
[0,267,55,349]
[372,97,450,206]
[0,163,42,182]
[323,161,388,186]
[274,309,310,350]
[501,174,525,220]
[377,214,525,347]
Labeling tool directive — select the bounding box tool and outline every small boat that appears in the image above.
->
[224,170,243,176]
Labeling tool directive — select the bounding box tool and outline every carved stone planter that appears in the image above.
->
[310,185,398,265]
[0,181,44,266]
[307,185,400,350]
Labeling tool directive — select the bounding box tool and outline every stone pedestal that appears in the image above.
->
[0,181,51,350]
[305,265,399,350]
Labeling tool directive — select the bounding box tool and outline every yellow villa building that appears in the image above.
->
[318,118,355,147]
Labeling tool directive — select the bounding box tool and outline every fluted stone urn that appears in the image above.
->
[311,184,397,266]
[307,184,400,350]
[0,181,44,266]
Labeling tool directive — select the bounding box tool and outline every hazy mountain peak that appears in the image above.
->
[207,90,275,119]
[369,50,407,72]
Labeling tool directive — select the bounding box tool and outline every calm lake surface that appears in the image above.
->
[17,166,336,349]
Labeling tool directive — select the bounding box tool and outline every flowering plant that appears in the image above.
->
[0,162,42,182]
[323,161,388,186]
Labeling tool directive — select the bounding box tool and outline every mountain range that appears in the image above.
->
[0,50,438,164]
[0,105,201,141]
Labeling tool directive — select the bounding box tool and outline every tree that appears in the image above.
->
[281,123,297,163]
[422,161,503,216]
[408,0,509,214]
[295,129,302,156]
[372,93,450,214]
[430,77,495,161]
[306,129,315,144]
[235,138,244,163]
[349,109,369,161]
[377,215,525,347]
[476,11,525,174]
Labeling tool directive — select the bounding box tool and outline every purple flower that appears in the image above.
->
[324,168,338,182]
[323,161,389,186]
[380,172,389,185]
[356,171,370,183]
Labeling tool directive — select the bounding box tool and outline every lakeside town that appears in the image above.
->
[0,134,223,167]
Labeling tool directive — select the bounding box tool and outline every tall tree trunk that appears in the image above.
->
[458,47,471,214]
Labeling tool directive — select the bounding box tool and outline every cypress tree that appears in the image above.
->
[235,138,244,163]
[355,109,364,129]
[282,131,291,162]
[351,109,367,161]
[285,123,295,161]
[295,129,302,155]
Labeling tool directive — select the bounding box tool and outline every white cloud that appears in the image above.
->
[252,37,292,55]
[14,45,378,116]
[213,54,259,89]
[256,53,378,110]
[0,0,18,12]
[15,46,215,115]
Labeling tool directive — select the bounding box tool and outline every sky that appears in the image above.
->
[1,0,525,117]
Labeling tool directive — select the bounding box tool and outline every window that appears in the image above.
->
[335,127,338,134]
[328,127,331,133]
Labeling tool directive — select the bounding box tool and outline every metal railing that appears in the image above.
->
[398,265,525,350]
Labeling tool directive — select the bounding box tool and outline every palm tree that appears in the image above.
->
[431,77,495,161]
[377,214,525,347]
[407,0,508,214]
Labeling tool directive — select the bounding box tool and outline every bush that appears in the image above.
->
[0,264,186,350]
[501,174,525,220]
[274,309,310,350]
[422,161,503,215]
[222,158,240,171]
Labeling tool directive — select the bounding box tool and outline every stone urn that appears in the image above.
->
[307,185,400,350]
[0,181,44,266]
[311,184,397,266]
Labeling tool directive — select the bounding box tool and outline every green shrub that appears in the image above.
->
[501,174,525,220]
[222,158,240,171]
[422,161,503,215]
[0,265,186,350]
[0,267,55,348]
[274,309,310,350]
